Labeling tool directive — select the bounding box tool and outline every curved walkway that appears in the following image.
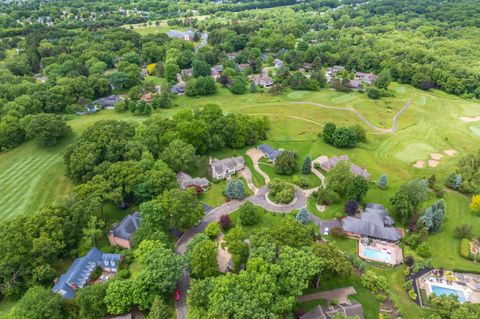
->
[288,100,413,133]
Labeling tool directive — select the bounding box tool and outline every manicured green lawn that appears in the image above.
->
[426,192,480,272]
[199,180,227,207]
[229,209,291,235]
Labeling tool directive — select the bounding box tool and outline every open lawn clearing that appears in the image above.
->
[426,192,480,272]
[229,209,288,236]
[199,180,227,207]
[121,20,185,35]
[298,274,380,319]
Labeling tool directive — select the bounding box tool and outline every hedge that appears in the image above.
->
[460,239,470,258]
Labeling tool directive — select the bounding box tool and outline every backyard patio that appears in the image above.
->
[358,239,403,266]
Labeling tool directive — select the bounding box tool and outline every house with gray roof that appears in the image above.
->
[250,73,273,88]
[300,301,365,319]
[210,156,245,180]
[320,155,370,180]
[90,95,120,110]
[342,203,402,242]
[211,65,224,79]
[52,248,122,299]
[171,82,186,95]
[258,144,283,162]
[176,172,210,193]
[108,212,141,249]
[166,29,195,41]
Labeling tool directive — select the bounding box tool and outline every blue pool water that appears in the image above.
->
[363,247,392,263]
[431,285,466,302]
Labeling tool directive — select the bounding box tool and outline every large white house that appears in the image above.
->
[210,157,245,180]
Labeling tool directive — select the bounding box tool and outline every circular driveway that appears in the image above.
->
[249,185,306,212]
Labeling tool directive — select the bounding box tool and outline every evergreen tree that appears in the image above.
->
[302,156,312,174]
[378,174,388,189]
[296,208,309,224]
[225,179,246,200]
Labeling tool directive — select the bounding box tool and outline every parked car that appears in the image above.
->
[175,289,181,301]
[323,227,329,235]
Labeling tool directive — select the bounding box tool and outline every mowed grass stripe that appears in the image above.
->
[0,153,62,186]
[0,156,39,182]
[0,154,63,216]
[0,156,63,211]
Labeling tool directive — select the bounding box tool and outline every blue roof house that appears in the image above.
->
[52,248,122,299]
[258,144,283,162]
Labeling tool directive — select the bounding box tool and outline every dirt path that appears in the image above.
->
[250,113,324,126]
[288,100,413,133]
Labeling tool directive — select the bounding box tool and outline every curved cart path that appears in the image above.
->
[288,100,413,133]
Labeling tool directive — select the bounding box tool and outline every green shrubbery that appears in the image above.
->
[460,238,470,258]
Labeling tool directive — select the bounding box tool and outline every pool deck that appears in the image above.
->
[416,270,480,304]
[358,239,403,266]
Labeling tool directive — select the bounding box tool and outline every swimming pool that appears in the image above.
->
[430,285,466,302]
[363,247,392,263]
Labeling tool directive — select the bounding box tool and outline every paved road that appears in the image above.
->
[297,286,357,303]
[195,32,208,53]
[289,100,413,133]
[174,199,245,318]
[246,148,271,184]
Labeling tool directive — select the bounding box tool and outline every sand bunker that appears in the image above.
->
[428,160,439,167]
[430,153,444,160]
[460,116,480,123]
[412,160,425,169]
[444,149,458,156]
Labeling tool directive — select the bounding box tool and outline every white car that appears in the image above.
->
[323,227,329,235]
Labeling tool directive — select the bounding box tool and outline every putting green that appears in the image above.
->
[287,90,309,99]
[393,142,436,163]
[469,125,480,137]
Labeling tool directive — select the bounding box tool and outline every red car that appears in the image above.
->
[175,289,181,301]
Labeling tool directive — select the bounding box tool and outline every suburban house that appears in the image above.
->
[90,95,120,110]
[303,62,313,71]
[237,63,250,72]
[300,301,365,319]
[108,212,141,249]
[342,203,402,242]
[326,65,345,82]
[273,58,284,68]
[320,155,370,180]
[210,156,245,180]
[211,65,224,79]
[349,79,362,90]
[176,172,210,193]
[258,144,283,162]
[356,72,377,85]
[171,82,186,95]
[181,68,193,78]
[166,29,195,42]
[250,74,273,87]
[52,248,122,299]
